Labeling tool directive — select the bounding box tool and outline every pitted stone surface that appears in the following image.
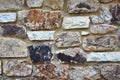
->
[45,0,64,9]
[33,63,69,80]
[90,24,118,34]
[101,64,120,80]
[0,13,16,23]
[28,43,53,63]
[3,60,32,76]
[0,0,24,11]
[82,35,117,51]
[56,48,87,63]
[68,0,100,13]
[0,37,28,57]
[0,24,26,38]
[26,0,43,8]
[69,66,100,80]
[18,9,63,30]
[99,0,113,3]
[62,16,90,29]
[55,32,81,47]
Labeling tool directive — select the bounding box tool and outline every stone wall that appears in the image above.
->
[0,0,120,80]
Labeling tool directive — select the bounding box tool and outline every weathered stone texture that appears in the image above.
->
[0,24,26,38]
[68,0,100,13]
[55,32,81,47]
[45,0,64,9]
[3,60,32,76]
[18,9,63,30]
[99,0,113,3]
[27,31,54,41]
[0,38,28,57]
[90,24,118,34]
[62,16,90,29]
[82,35,117,51]
[0,13,16,23]
[28,43,53,63]
[56,48,87,63]
[26,0,43,8]
[87,52,120,62]
[33,63,69,80]
[90,15,104,24]
[69,66,100,80]
[0,0,24,11]
[101,64,120,80]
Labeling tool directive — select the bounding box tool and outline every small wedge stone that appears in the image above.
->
[27,0,43,8]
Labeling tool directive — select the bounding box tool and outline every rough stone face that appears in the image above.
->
[109,4,120,24]
[69,66,100,80]
[62,16,90,29]
[3,60,32,76]
[56,48,87,63]
[99,0,113,3]
[0,0,24,11]
[68,0,99,13]
[55,32,81,47]
[27,31,54,41]
[28,43,53,63]
[26,0,43,8]
[0,13,16,23]
[90,24,118,34]
[87,52,120,62]
[0,24,26,38]
[0,61,1,75]
[101,64,120,80]
[18,9,63,30]
[33,63,69,80]
[0,37,28,57]
[82,35,117,51]
[45,0,64,9]
[90,15,104,24]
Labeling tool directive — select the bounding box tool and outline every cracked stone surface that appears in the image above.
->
[3,60,32,76]
[18,9,63,30]
[56,48,87,63]
[0,24,26,38]
[55,32,81,47]
[0,37,28,57]
[82,35,117,51]
[68,0,100,13]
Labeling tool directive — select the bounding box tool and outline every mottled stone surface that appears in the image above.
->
[45,0,64,9]
[3,60,32,76]
[0,13,16,23]
[87,52,120,62]
[62,16,90,29]
[26,0,43,8]
[68,0,100,13]
[99,0,113,3]
[0,37,28,57]
[0,61,1,75]
[0,24,26,38]
[28,43,53,63]
[33,63,69,80]
[18,9,63,30]
[0,0,24,11]
[55,32,81,47]
[101,64,120,80]
[69,66,100,80]
[56,48,87,63]
[82,35,117,51]
[109,4,120,24]
[90,24,118,34]
[27,31,54,41]
[90,15,104,24]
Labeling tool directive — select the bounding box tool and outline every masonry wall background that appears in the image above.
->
[0,0,120,80]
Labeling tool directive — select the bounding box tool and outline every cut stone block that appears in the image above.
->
[56,48,87,63]
[0,13,16,23]
[3,60,32,76]
[18,9,63,30]
[55,32,81,47]
[27,31,54,41]
[90,15,104,24]
[81,31,89,36]
[99,0,113,3]
[62,16,90,29]
[0,37,28,57]
[82,35,117,51]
